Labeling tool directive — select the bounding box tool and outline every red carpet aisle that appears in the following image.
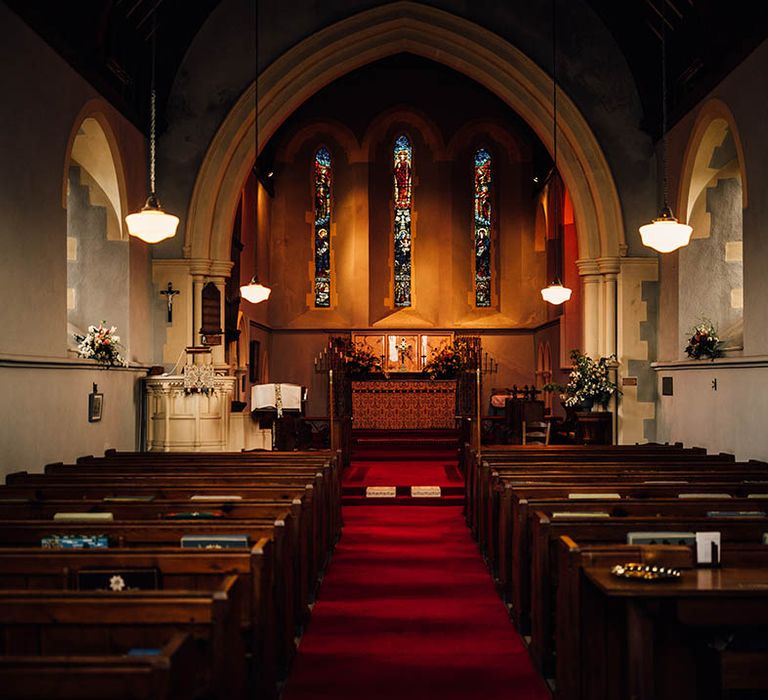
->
[282,502,551,699]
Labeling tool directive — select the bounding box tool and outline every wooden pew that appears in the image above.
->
[529,511,768,677]
[556,539,768,700]
[0,518,297,680]
[0,576,246,700]
[580,563,768,700]
[0,543,278,697]
[0,631,200,700]
[494,482,768,605]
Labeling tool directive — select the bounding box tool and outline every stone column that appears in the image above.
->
[576,259,601,358]
[190,259,210,348]
[598,257,620,358]
[210,260,234,369]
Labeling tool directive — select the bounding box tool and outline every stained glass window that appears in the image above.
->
[313,146,332,307]
[473,148,492,307]
[393,134,412,307]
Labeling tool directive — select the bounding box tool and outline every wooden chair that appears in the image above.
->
[522,420,550,445]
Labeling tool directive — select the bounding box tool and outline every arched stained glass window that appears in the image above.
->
[313,146,332,307]
[474,148,492,307]
[393,134,412,307]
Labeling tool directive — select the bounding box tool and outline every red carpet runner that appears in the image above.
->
[282,460,551,700]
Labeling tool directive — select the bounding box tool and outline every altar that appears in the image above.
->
[351,378,456,430]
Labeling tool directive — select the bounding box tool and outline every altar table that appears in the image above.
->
[351,379,456,430]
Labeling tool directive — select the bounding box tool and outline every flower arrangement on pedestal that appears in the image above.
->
[342,342,383,377]
[558,349,618,410]
[74,322,127,367]
[684,319,721,360]
[424,339,469,379]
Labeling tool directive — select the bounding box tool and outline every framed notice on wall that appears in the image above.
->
[88,388,103,422]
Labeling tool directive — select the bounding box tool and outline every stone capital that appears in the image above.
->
[575,258,601,278]
[596,256,621,276]
[209,259,235,278]
[189,258,212,277]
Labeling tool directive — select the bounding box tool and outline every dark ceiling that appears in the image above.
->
[4,0,768,140]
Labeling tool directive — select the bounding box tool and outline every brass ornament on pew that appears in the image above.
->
[610,562,682,581]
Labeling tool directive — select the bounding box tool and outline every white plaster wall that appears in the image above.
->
[0,366,143,477]
[0,5,152,474]
[655,363,768,462]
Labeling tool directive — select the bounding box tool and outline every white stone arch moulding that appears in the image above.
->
[62,98,129,239]
[185,0,625,268]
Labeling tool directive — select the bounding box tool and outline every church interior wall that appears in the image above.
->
[655,37,768,460]
[0,3,151,477]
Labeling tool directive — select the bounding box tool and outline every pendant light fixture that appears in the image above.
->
[240,276,271,304]
[541,0,572,306]
[638,9,692,253]
[125,18,179,244]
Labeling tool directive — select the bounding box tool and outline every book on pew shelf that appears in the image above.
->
[747,494,768,500]
[568,493,621,500]
[180,534,249,549]
[643,480,689,485]
[0,497,32,503]
[706,511,766,518]
[78,569,160,591]
[189,495,243,502]
[163,511,225,520]
[551,512,611,519]
[127,648,162,656]
[53,512,114,522]
[677,493,733,499]
[627,531,696,545]
[762,534,768,545]
[41,534,109,549]
[103,495,156,503]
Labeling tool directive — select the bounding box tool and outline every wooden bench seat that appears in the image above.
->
[0,576,245,700]
[0,631,201,700]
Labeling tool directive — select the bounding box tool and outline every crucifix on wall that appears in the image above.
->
[160,282,180,322]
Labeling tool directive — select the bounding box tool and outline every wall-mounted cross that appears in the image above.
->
[160,282,180,322]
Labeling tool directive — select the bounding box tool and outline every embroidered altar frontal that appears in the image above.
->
[351,379,456,430]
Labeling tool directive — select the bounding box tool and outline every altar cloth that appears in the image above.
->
[351,379,456,430]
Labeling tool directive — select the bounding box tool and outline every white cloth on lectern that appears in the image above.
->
[251,383,302,410]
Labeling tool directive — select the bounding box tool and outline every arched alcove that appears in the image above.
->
[678,101,746,352]
[65,112,130,351]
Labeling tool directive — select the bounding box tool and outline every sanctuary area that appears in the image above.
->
[1,1,768,698]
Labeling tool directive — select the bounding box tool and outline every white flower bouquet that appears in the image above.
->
[74,322,127,367]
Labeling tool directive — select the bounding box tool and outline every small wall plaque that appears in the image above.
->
[661,376,674,396]
[622,376,638,386]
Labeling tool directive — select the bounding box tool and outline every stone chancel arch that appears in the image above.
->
[189,2,624,269]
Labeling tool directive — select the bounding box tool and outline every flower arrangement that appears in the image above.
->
[684,319,721,360]
[558,349,618,409]
[424,339,469,379]
[74,322,127,367]
[342,342,383,376]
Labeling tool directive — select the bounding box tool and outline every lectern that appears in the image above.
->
[250,383,306,450]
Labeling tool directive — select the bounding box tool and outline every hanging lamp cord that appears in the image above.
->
[660,13,668,211]
[551,0,562,284]
[149,19,157,197]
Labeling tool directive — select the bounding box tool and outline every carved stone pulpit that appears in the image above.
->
[144,347,235,451]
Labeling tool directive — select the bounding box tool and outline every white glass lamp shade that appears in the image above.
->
[240,278,271,304]
[125,195,179,244]
[541,282,572,305]
[639,206,693,253]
